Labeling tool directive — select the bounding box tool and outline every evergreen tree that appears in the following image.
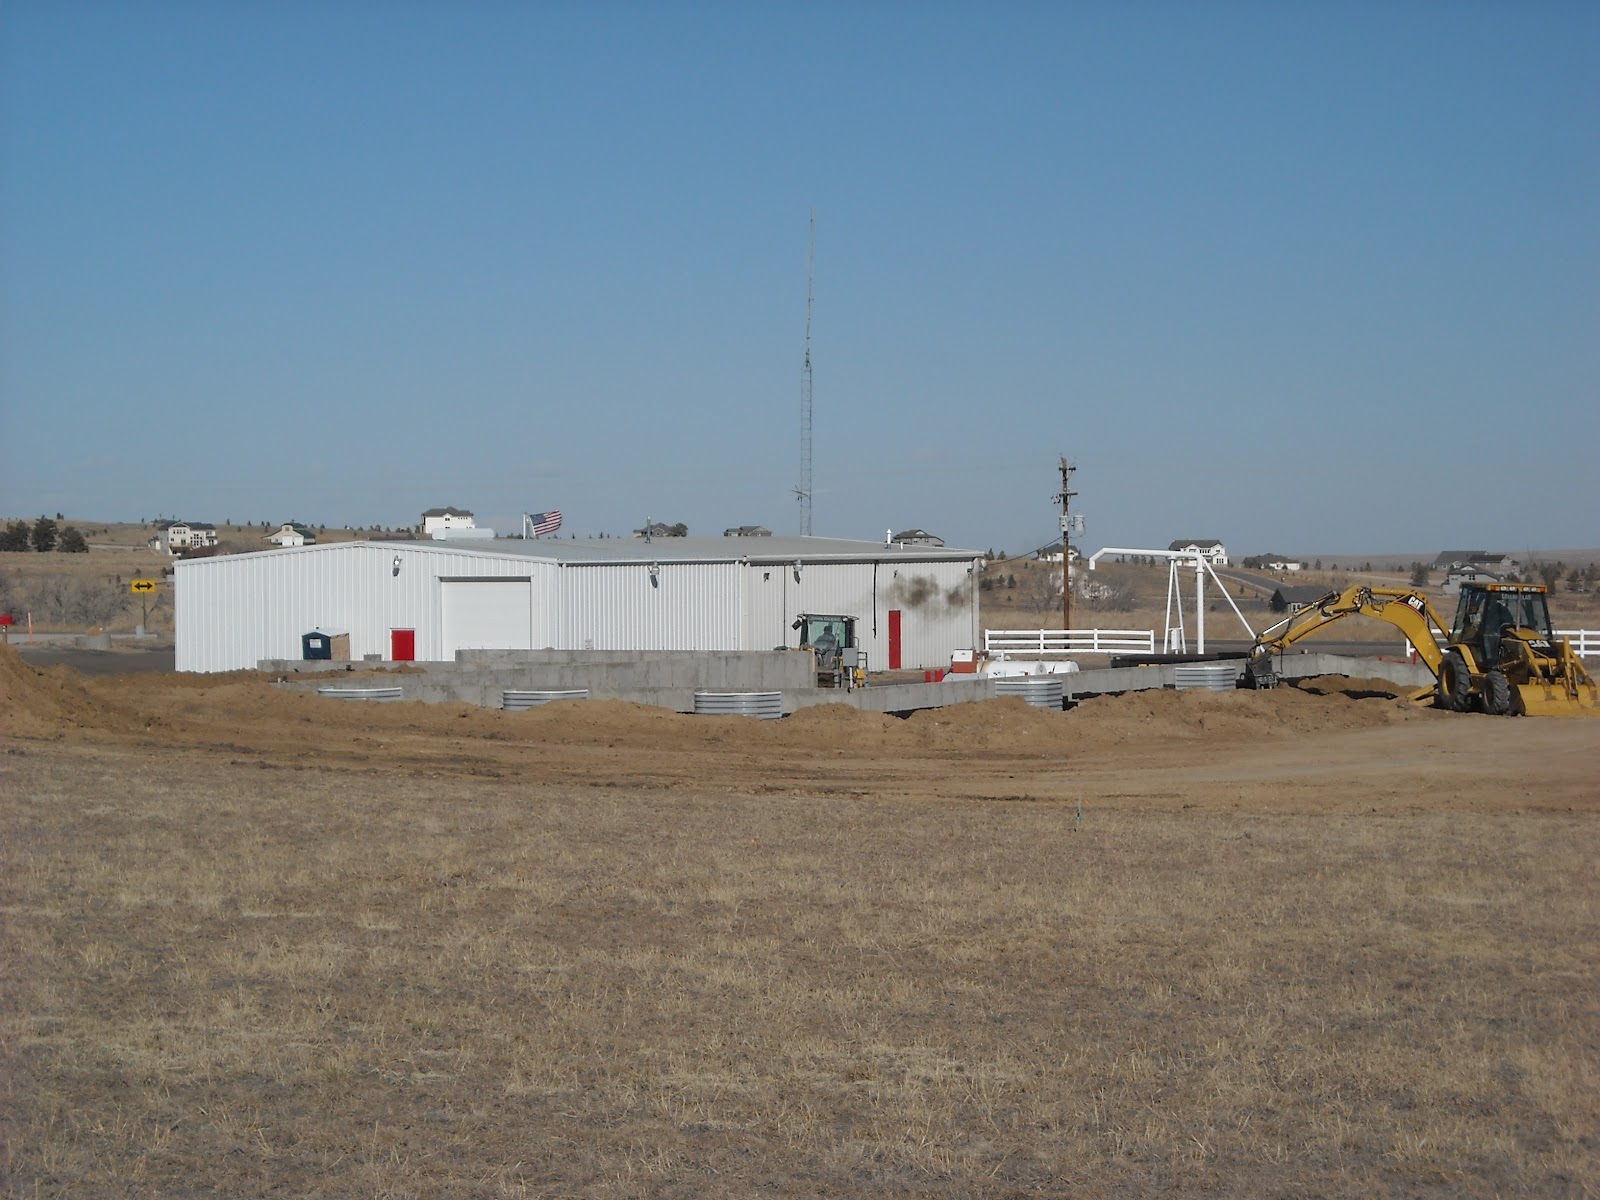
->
[0,521,29,552]
[31,516,58,552]
[58,526,89,553]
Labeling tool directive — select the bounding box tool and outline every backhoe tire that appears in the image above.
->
[1482,669,1512,716]
[1439,651,1473,712]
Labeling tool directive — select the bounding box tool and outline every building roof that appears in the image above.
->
[1433,549,1505,567]
[421,507,473,518]
[158,519,215,531]
[1169,538,1223,550]
[200,534,985,568]
[723,526,772,537]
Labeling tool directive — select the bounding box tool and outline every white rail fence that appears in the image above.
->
[985,628,1156,656]
[1557,629,1599,657]
[1408,629,1599,660]
[985,628,1600,659]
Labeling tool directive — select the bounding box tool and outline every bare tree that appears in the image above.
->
[22,575,131,627]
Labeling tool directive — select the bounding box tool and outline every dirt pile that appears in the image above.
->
[506,698,713,749]
[1292,674,1410,699]
[2,651,1425,763]
[0,643,142,739]
[1062,684,1420,749]
[767,702,915,751]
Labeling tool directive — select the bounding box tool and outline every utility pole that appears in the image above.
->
[1055,457,1077,631]
[796,208,815,536]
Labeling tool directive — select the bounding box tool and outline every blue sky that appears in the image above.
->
[2,1,1596,557]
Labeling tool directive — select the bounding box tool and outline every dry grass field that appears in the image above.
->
[3,645,1598,1197]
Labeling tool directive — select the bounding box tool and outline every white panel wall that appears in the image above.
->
[176,544,558,672]
[738,557,980,670]
[176,542,979,673]
[559,561,742,651]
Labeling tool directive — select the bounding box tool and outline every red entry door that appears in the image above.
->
[391,629,416,661]
[887,610,902,670]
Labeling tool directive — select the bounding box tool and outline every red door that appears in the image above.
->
[391,629,415,661]
[887,609,902,670]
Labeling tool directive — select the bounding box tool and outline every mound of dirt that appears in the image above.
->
[1292,675,1409,700]
[1062,685,1418,749]
[2,650,1424,765]
[504,697,715,748]
[767,702,915,751]
[904,695,1069,752]
[0,643,146,739]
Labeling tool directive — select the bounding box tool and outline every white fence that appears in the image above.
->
[1407,629,1599,660]
[1557,629,1599,657]
[985,628,1156,655]
[984,627,1600,659]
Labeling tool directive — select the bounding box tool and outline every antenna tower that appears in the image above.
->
[796,208,814,536]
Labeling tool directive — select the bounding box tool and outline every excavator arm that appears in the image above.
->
[1246,586,1449,687]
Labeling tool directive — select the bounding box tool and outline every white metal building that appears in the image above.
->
[174,535,985,673]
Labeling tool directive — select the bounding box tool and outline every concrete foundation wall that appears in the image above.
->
[270,650,1435,715]
[267,649,817,710]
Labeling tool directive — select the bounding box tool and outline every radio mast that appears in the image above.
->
[796,208,814,536]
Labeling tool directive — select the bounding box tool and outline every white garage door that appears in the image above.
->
[441,578,533,656]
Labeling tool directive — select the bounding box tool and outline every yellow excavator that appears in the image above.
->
[1244,582,1598,716]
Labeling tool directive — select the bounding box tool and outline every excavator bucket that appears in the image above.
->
[1511,671,1600,717]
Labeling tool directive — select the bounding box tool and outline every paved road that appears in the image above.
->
[15,645,176,676]
[1213,567,1314,596]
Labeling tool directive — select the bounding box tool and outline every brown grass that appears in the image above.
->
[3,646,1598,1197]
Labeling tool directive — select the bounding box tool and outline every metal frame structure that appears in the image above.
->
[1086,546,1256,654]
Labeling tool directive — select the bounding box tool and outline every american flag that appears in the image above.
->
[527,510,563,538]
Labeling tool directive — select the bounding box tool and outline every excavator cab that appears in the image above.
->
[1449,585,1554,650]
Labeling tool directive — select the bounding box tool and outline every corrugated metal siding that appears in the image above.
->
[738,557,979,670]
[559,561,741,650]
[175,542,979,672]
[175,544,558,672]
[883,560,980,670]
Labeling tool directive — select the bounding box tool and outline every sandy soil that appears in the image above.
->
[3,648,1594,812]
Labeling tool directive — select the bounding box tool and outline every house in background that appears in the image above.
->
[1270,585,1329,613]
[1032,543,1081,563]
[149,520,218,556]
[723,525,772,538]
[420,507,475,537]
[1168,538,1228,565]
[891,529,945,548]
[264,522,318,548]
[1443,566,1504,596]
[1434,550,1518,575]
[634,522,687,538]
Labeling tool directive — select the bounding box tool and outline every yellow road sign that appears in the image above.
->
[131,579,157,594]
